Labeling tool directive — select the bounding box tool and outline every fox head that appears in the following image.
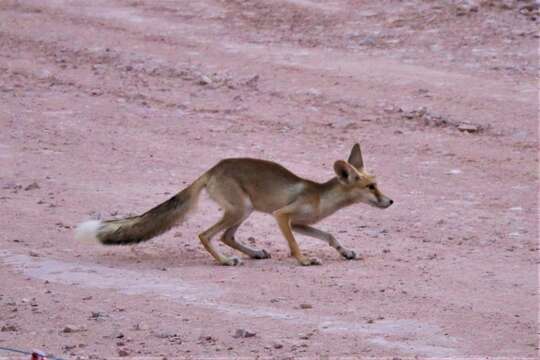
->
[333,143,393,209]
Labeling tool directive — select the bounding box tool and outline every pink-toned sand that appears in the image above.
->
[0,0,538,359]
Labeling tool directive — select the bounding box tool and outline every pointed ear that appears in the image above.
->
[334,160,356,185]
[348,143,364,170]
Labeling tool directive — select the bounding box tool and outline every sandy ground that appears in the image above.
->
[0,0,538,359]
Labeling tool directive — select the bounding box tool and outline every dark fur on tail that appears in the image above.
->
[96,176,206,245]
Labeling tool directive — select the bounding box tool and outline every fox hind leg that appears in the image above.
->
[221,223,271,260]
[198,212,244,266]
[201,176,262,265]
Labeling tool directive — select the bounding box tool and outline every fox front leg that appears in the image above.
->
[273,211,321,266]
[292,224,358,260]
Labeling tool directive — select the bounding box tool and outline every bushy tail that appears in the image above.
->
[75,175,207,245]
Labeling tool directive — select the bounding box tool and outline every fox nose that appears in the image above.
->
[389,199,394,205]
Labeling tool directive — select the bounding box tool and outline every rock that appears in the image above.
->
[233,329,256,338]
[456,0,479,15]
[359,35,377,46]
[1,324,18,332]
[24,182,40,191]
[118,349,129,357]
[198,75,212,85]
[305,88,321,96]
[272,342,284,349]
[29,251,40,257]
[245,75,259,89]
[299,303,313,309]
[457,123,481,133]
[89,311,108,321]
[498,0,516,10]
[63,325,87,333]
[198,335,217,344]
[134,322,148,331]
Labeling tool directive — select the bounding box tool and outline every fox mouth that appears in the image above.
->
[370,200,393,209]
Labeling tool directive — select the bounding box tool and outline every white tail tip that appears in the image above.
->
[75,220,102,244]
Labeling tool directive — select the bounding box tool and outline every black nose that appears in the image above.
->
[389,199,394,205]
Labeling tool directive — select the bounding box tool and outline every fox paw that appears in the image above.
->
[298,257,322,266]
[222,256,242,266]
[340,249,358,260]
[252,249,271,259]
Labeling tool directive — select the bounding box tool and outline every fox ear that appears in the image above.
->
[348,143,364,170]
[334,160,356,185]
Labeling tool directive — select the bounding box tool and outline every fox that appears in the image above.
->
[75,143,393,266]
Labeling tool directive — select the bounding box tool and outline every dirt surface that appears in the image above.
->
[0,0,538,359]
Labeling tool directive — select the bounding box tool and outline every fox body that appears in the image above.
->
[76,144,393,266]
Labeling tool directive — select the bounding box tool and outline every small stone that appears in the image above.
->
[29,251,40,257]
[233,329,256,338]
[198,75,212,85]
[118,349,129,357]
[63,325,87,333]
[245,75,259,89]
[1,324,17,332]
[457,123,480,133]
[456,0,479,15]
[134,322,148,331]
[272,342,283,349]
[24,182,40,191]
[299,303,313,309]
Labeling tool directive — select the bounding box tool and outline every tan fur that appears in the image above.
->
[76,143,393,266]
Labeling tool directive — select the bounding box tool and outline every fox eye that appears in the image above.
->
[367,184,376,190]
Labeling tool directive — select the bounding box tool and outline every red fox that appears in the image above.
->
[76,144,393,266]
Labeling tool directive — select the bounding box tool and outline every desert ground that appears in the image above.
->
[0,0,538,359]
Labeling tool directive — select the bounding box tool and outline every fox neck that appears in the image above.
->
[318,178,356,220]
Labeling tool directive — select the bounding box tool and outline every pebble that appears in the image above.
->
[24,182,40,191]
[299,303,313,309]
[457,123,481,133]
[233,329,256,338]
[198,75,212,85]
[1,324,18,332]
[245,74,259,89]
[118,349,130,357]
[134,322,148,330]
[63,324,87,333]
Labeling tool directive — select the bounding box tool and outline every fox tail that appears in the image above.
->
[75,175,207,245]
